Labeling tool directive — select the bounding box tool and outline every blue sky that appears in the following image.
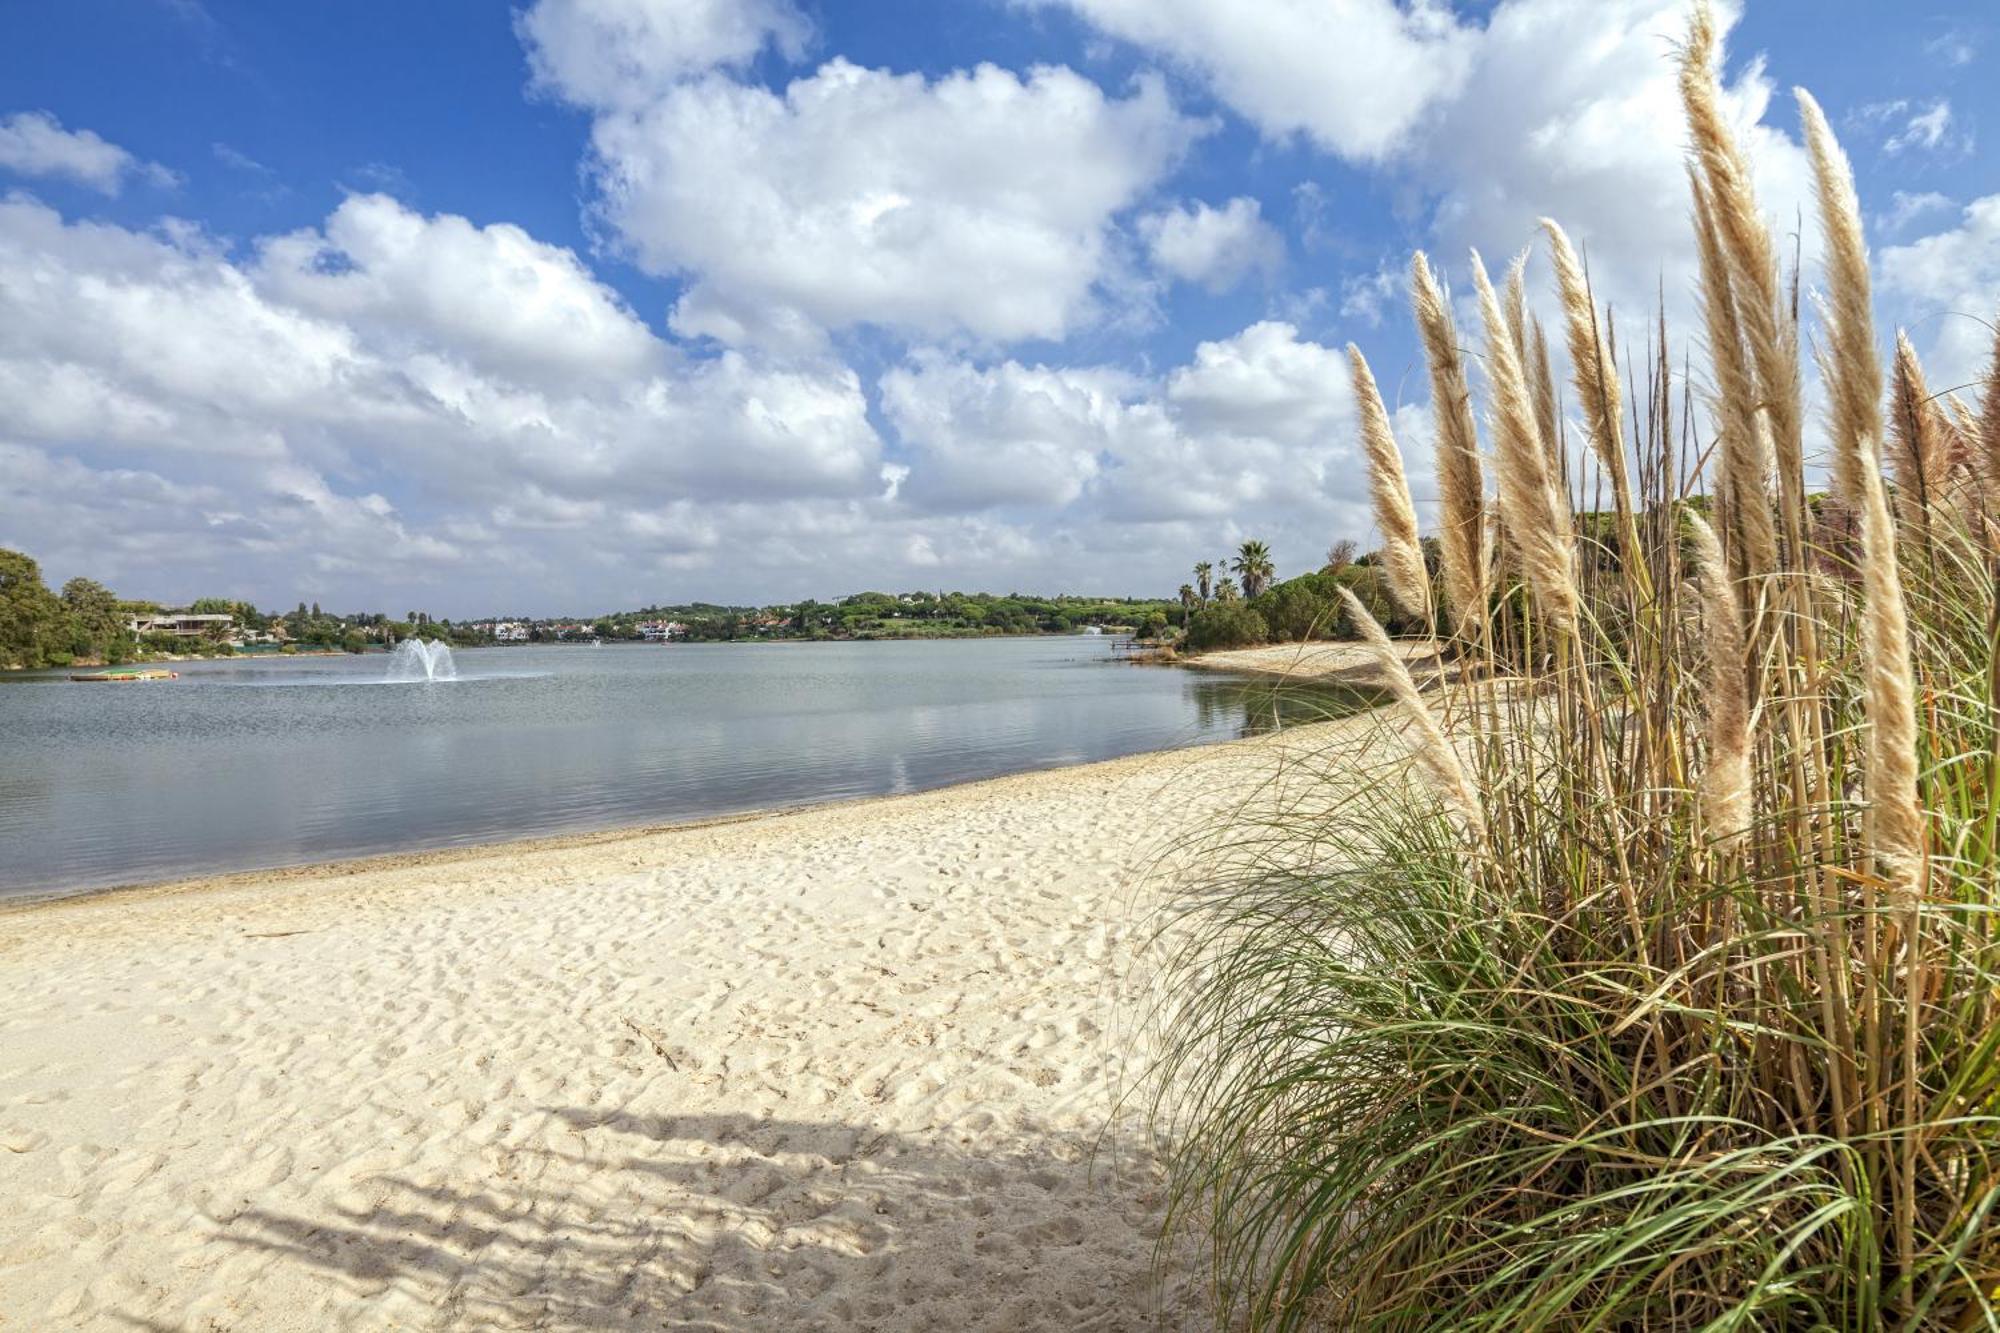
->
[1,0,1995,616]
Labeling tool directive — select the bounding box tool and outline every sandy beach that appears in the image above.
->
[0,713,1399,1331]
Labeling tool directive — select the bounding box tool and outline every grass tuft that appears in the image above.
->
[1154,6,2000,1326]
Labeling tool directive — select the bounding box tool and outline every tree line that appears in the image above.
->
[0,548,487,670]
[1173,537,1430,653]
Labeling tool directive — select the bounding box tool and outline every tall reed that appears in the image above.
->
[1156,7,2000,1326]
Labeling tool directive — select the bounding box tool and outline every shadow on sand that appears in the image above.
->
[120,1107,1179,1331]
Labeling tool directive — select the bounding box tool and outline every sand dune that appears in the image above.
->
[0,714,1399,1331]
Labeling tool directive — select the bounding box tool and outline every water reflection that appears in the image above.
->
[1190,677,1388,738]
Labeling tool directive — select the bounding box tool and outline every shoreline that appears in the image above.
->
[0,710,1404,1330]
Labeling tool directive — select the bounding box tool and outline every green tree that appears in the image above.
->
[0,549,70,669]
[1194,561,1214,603]
[1232,539,1275,599]
[60,577,131,662]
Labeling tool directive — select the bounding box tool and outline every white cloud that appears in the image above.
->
[518,0,1202,351]
[253,193,660,383]
[1138,196,1283,291]
[1338,264,1399,326]
[0,193,890,607]
[882,321,1396,538]
[1021,0,1477,161]
[880,355,1121,511]
[1041,0,1813,335]
[1416,0,1811,328]
[1880,189,1954,235]
[587,61,1197,350]
[518,0,811,108]
[1925,29,1978,69]
[1856,98,1970,158]
[1880,193,2000,390]
[1886,100,1962,156]
[0,111,176,194]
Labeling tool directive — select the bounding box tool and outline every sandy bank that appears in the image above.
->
[0,713,1405,1331]
[1183,637,1442,684]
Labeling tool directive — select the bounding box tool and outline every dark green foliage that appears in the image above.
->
[1183,603,1269,652]
[1,549,71,669]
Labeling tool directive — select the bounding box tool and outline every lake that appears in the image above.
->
[0,637,1334,901]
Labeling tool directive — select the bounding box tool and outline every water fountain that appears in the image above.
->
[386,638,458,682]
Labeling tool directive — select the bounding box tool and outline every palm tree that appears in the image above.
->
[1233,540,1275,599]
[1216,577,1240,603]
[1179,583,1198,621]
[1194,562,1214,603]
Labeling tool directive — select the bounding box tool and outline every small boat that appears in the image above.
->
[70,669,179,682]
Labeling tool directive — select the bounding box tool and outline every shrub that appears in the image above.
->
[1183,604,1268,653]
[1248,572,1342,641]
[1158,17,2000,1327]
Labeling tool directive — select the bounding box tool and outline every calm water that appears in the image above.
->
[0,637,1329,901]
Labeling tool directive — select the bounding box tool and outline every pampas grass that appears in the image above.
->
[1347,345,1433,623]
[1541,219,1634,526]
[1687,511,1751,848]
[1155,6,2000,1327]
[1472,250,1578,632]
[1890,330,1949,526]
[1412,251,1490,638]
[1682,2,1807,560]
[1690,169,1780,582]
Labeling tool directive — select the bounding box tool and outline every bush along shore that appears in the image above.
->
[1158,5,2000,1327]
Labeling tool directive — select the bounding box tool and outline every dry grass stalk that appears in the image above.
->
[1502,250,1531,370]
[1889,330,1949,526]
[1346,345,1433,624]
[1982,315,2000,513]
[1689,170,1779,582]
[1682,3,1806,564]
[1411,252,1490,636]
[1337,588,1482,838]
[1540,219,1635,526]
[1801,84,1922,892]
[1471,251,1578,632]
[1686,513,1752,847]
[1528,317,1561,479]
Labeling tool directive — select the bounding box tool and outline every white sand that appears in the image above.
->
[0,716,1395,1331]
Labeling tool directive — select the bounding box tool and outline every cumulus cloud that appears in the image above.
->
[882,321,1423,545]
[253,193,661,383]
[518,0,811,108]
[880,356,1122,511]
[518,0,1202,351]
[1019,0,1476,161]
[1880,193,2000,389]
[0,111,176,194]
[590,62,1197,350]
[0,193,888,607]
[1042,0,1813,335]
[1138,196,1283,292]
